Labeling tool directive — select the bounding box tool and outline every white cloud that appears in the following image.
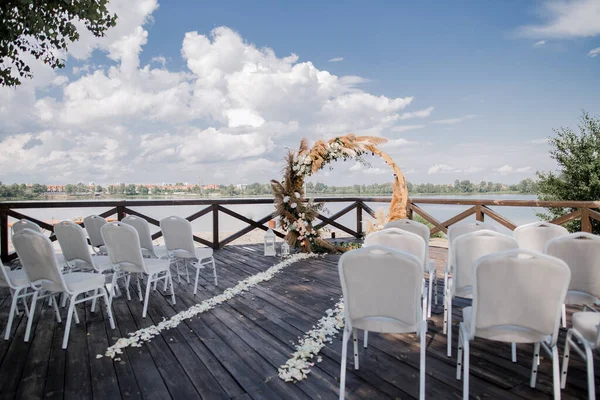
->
[328,57,344,62]
[432,114,476,125]
[151,56,167,66]
[349,162,387,175]
[427,164,456,174]
[534,40,547,46]
[494,165,532,174]
[588,47,600,57]
[530,138,549,144]
[518,0,600,38]
[391,125,426,133]
[399,106,434,120]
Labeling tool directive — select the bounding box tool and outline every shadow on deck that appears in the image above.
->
[0,244,596,399]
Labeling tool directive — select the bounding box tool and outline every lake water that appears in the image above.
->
[2,194,541,249]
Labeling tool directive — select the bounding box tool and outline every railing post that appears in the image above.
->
[406,201,413,220]
[581,208,592,233]
[117,205,125,221]
[356,202,362,237]
[475,205,484,222]
[0,208,8,263]
[212,204,220,249]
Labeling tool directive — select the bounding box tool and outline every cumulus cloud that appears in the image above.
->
[432,115,476,125]
[518,0,600,38]
[427,163,484,175]
[494,165,531,174]
[588,47,600,57]
[534,40,547,46]
[0,2,428,184]
[399,106,434,120]
[328,57,344,62]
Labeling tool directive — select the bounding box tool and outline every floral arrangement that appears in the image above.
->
[98,253,318,359]
[278,297,345,382]
[271,134,408,253]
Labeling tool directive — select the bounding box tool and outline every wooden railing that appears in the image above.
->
[1,197,599,263]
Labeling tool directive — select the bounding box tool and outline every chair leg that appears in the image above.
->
[428,273,433,318]
[512,342,517,363]
[434,274,439,305]
[551,345,560,400]
[457,324,463,380]
[339,328,350,400]
[51,294,61,323]
[4,288,20,340]
[176,260,181,283]
[447,296,453,357]
[62,295,77,349]
[108,272,118,306]
[73,305,80,324]
[530,342,540,387]
[91,289,98,312]
[24,291,38,342]
[561,304,567,328]
[462,335,470,400]
[142,274,152,318]
[125,274,132,301]
[584,341,595,400]
[363,330,368,349]
[193,266,200,295]
[419,321,426,400]
[352,327,359,370]
[136,274,143,302]
[185,259,190,284]
[169,272,176,305]
[560,330,572,389]
[100,288,116,330]
[212,257,218,286]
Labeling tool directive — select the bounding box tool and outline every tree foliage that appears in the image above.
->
[0,0,117,87]
[537,111,600,233]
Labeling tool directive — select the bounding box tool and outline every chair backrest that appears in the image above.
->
[101,222,145,273]
[513,221,569,253]
[54,220,96,271]
[160,216,195,255]
[545,232,600,300]
[122,215,156,257]
[12,228,66,291]
[84,215,107,248]
[452,230,518,295]
[338,245,423,332]
[364,228,426,267]
[383,219,430,260]
[470,249,570,346]
[11,219,42,235]
[447,221,497,266]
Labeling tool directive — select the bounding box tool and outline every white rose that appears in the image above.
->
[283,196,290,203]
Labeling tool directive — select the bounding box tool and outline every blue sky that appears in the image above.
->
[0,0,599,185]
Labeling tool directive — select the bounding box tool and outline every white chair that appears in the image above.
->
[122,215,167,259]
[446,221,497,273]
[84,215,107,255]
[101,222,175,318]
[456,249,569,400]
[545,232,600,328]
[561,311,600,399]
[513,221,569,253]
[11,219,42,235]
[338,245,427,400]
[160,216,217,295]
[12,228,115,349]
[444,229,518,357]
[1,260,37,340]
[55,220,113,274]
[384,219,438,317]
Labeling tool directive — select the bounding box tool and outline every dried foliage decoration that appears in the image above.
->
[271,134,408,253]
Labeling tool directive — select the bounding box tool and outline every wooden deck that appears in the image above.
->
[0,244,597,399]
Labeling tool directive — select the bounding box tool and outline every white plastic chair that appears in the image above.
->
[11,219,42,235]
[456,249,569,400]
[12,228,115,349]
[160,216,217,295]
[101,222,175,318]
[561,311,600,399]
[545,232,600,328]
[364,228,428,322]
[55,220,113,274]
[1,260,37,340]
[513,221,569,253]
[122,215,167,259]
[444,229,518,357]
[384,219,438,317]
[338,245,427,400]
[84,215,107,255]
